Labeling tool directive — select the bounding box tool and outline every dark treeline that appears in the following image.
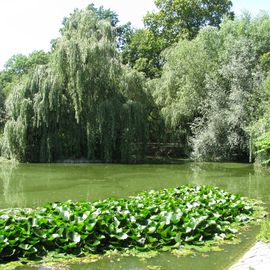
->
[1,1,270,164]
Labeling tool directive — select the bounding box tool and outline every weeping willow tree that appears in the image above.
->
[1,6,148,163]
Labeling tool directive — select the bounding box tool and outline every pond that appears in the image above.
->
[0,161,270,269]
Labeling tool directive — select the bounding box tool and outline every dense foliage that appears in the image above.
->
[191,38,263,161]
[1,2,270,165]
[122,0,234,77]
[0,51,49,132]
[0,51,49,95]
[0,6,149,163]
[145,0,234,40]
[151,15,270,161]
[249,41,270,164]
[0,185,256,262]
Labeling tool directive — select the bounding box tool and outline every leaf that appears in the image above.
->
[19,244,33,250]
[0,185,258,261]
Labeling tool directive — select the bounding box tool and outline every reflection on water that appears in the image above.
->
[1,162,270,210]
[0,163,26,209]
[2,161,270,270]
[188,162,270,210]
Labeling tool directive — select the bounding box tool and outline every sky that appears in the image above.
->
[0,0,269,69]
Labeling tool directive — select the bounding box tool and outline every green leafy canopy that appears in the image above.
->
[0,6,149,163]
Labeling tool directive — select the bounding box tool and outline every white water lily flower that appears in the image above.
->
[165,212,173,225]
[63,210,71,220]
[72,232,81,243]
[120,233,128,240]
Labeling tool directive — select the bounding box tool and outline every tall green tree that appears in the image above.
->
[219,14,270,164]
[1,6,148,163]
[145,0,234,41]
[149,26,220,149]
[122,0,234,78]
[122,29,165,78]
[191,39,263,161]
[0,50,49,132]
[0,51,49,95]
[150,14,270,160]
[59,4,133,51]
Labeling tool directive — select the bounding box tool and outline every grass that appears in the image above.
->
[257,217,270,243]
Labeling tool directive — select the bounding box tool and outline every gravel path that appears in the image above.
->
[229,241,270,270]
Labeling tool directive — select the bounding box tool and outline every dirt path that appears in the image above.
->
[229,241,270,270]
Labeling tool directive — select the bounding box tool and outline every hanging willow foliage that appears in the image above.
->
[1,7,148,163]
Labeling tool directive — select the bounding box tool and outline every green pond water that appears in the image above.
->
[0,161,270,270]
